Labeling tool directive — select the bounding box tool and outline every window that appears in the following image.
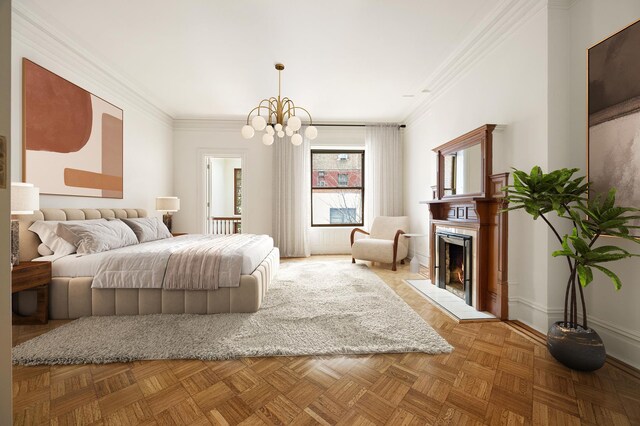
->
[311,150,364,226]
[330,208,357,224]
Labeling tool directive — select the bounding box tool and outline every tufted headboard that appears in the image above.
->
[18,208,148,262]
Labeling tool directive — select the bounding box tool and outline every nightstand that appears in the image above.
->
[11,261,51,325]
[171,232,187,237]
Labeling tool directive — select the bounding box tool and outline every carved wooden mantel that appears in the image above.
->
[420,125,509,319]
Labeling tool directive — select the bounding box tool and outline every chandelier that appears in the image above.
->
[241,63,318,146]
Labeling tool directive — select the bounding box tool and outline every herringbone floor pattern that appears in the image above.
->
[12,257,640,425]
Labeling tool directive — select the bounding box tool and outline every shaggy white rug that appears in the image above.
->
[12,261,452,365]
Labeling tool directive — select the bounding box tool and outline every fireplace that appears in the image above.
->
[435,231,473,305]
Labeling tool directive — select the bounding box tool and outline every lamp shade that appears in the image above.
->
[156,196,180,212]
[11,182,39,215]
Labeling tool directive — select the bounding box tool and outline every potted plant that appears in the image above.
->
[503,166,640,371]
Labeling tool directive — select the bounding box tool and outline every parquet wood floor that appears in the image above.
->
[11,256,640,425]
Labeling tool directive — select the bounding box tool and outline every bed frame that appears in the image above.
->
[16,208,279,318]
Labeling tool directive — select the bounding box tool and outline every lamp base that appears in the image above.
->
[11,219,20,266]
[162,214,173,233]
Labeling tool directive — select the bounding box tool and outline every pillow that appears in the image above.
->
[56,219,139,255]
[28,220,106,256]
[37,243,54,256]
[121,217,172,243]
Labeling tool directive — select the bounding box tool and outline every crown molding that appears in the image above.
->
[548,0,581,10]
[403,0,548,125]
[12,3,173,127]
[173,119,245,132]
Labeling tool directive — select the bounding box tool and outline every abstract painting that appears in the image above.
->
[588,19,640,230]
[23,59,123,198]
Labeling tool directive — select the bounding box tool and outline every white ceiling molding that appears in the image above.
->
[12,2,173,127]
[173,119,245,132]
[547,0,576,10]
[403,0,548,125]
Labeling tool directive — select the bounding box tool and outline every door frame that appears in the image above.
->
[197,148,247,234]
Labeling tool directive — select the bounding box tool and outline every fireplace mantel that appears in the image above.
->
[420,124,509,319]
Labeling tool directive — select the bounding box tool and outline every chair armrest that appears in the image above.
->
[392,230,407,269]
[350,228,370,247]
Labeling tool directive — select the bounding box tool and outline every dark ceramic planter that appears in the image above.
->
[547,321,606,371]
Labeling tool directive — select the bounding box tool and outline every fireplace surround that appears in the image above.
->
[435,231,473,305]
[421,124,509,319]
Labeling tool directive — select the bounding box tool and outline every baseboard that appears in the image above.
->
[506,320,640,380]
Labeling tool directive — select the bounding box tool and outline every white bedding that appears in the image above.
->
[36,234,274,283]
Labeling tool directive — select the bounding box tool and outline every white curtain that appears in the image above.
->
[365,125,404,227]
[273,132,311,257]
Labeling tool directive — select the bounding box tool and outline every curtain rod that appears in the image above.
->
[312,123,406,128]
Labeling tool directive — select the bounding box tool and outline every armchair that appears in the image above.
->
[350,216,409,271]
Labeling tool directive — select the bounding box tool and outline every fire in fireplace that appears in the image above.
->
[435,231,472,305]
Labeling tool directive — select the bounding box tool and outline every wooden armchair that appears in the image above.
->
[350,216,409,271]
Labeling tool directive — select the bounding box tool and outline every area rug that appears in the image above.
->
[12,261,453,365]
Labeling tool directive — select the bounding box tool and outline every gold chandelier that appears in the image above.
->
[241,63,318,146]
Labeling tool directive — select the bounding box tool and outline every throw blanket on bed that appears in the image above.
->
[164,234,263,290]
[91,234,270,290]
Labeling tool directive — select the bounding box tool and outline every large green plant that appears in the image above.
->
[503,166,640,329]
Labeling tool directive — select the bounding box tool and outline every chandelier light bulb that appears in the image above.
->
[304,125,318,140]
[241,125,255,139]
[266,125,275,136]
[285,127,293,137]
[274,123,283,132]
[291,133,303,146]
[287,115,302,131]
[251,115,267,131]
[277,130,285,138]
[262,133,275,145]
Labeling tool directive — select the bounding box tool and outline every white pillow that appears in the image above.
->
[57,219,139,255]
[37,243,54,256]
[121,217,172,243]
[28,220,106,256]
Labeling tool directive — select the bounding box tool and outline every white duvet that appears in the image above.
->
[36,234,274,289]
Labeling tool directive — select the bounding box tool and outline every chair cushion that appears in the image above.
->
[370,216,409,240]
[352,238,408,264]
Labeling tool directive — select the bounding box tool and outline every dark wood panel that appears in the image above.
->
[12,261,51,293]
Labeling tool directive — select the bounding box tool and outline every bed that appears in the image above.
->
[15,208,280,319]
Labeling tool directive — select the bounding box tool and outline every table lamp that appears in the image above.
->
[156,196,180,232]
[11,182,39,266]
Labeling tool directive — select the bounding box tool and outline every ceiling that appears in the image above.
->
[20,0,501,122]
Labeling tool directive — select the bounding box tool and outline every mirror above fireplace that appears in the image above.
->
[435,124,494,200]
[442,144,482,196]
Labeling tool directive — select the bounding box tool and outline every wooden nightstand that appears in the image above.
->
[12,261,51,325]
[171,232,187,237]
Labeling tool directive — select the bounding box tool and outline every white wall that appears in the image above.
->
[309,126,366,254]
[10,10,173,216]
[565,0,640,368]
[0,0,12,422]
[172,120,273,235]
[404,8,551,330]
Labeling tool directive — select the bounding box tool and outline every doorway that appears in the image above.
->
[204,155,243,234]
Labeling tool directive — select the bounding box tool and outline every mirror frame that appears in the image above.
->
[433,124,495,200]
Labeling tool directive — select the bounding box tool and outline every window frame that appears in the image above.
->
[310,149,365,227]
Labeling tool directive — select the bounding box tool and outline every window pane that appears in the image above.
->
[312,152,362,188]
[312,189,363,225]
